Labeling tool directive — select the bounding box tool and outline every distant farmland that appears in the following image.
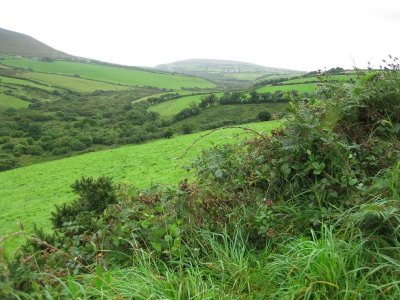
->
[148,93,224,118]
[24,72,131,92]
[256,82,317,94]
[0,57,216,90]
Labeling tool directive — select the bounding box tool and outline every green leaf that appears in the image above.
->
[280,163,291,176]
[164,234,173,243]
[150,241,162,252]
[95,265,104,289]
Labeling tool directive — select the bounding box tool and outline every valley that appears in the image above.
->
[0,24,399,299]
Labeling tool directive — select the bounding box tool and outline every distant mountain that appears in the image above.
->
[156,59,305,88]
[0,28,71,58]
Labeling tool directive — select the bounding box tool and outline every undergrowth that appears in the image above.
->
[1,58,400,299]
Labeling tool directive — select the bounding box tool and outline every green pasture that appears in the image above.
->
[283,74,357,84]
[0,57,216,89]
[256,82,317,94]
[148,93,224,118]
[170,103,287,131]
[0,75,55,92]
[0,91,30,109]
[0,120,281,253]
[24,72,132,92]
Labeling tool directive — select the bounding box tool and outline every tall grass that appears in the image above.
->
[54,224,400,299]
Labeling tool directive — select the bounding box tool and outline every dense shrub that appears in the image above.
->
[181,123,194,134]
[24,144,44,155]
[0,156,18,171]
[70,140,87,151]
[257,110,272,121]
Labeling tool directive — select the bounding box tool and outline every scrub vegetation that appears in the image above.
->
[0,54,292,171]
[1,58,399,299]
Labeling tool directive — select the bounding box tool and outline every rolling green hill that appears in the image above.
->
[24,72,132,92]
[170,103,287,131]
[254,72,357,94]
[0,56,216,90]
[145,72,354,122]
[156,58,304,88]
[0,28,290,176]
[148,93,223,118]
[0,120,281,253]
[0,28,70,58]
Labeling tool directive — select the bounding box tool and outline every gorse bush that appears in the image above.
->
[1,61,400,298]
[51,176,117,228]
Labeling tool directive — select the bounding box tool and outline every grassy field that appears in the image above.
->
[283,74,357,84]
[24,72,132,92]
[148,93,223,118]
[255,73,358,94]
[171,103,287,131]
[0,92,30,108]
[0,75,55,92]
[0,57,216,90]
[256,82,317,94]
[0,120,281,253]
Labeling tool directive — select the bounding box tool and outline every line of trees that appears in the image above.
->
[172,90,292,122]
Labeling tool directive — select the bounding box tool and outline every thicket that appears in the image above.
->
[0,87,207,170]
[0,86,285,171]
[1,61,400,298]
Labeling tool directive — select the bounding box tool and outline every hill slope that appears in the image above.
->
[0,56,216,90]
[0,120,281,253]
[156,58,305,88]
[0,28,70,58]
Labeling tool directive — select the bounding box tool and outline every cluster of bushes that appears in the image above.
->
[221,90,294,105]
[171,90,291,123]
[253,75,296,87]
[146,93,181,105]
[0,88,185,170]
[1,62,399,298]
[0,82,285,171]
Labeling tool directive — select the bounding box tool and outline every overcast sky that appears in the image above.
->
[1,0,399,71]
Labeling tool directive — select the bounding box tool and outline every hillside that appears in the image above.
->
[254,72,358,94]
[0,28,70,58]
[156,58,305,88]
[144,72,359,124]
[0,120,282,254]
[1,44,354,174]
[0,29,294,173]
[0,56,216,90]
